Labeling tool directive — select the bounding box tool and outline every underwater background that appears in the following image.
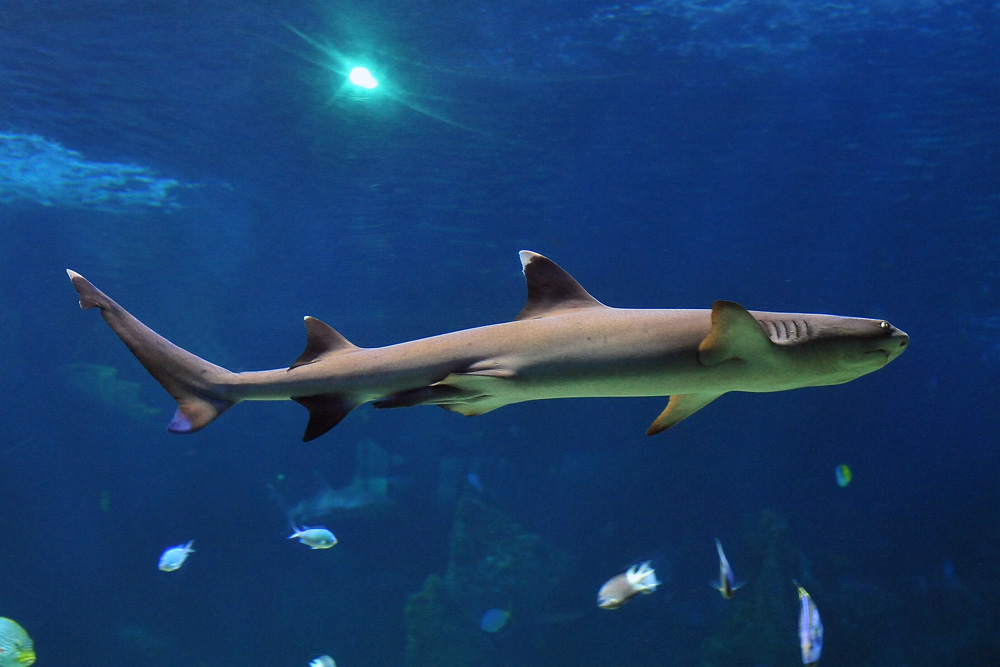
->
[1,1,997,665]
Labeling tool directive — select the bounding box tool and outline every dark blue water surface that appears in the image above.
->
[2,1,998,665]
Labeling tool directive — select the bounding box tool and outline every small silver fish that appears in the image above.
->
[288,526,337,549]
[157,540,194,572]
[712,538,744,599]
[597,561,660,609]
[309,656,336,667]
[794,579,823,666]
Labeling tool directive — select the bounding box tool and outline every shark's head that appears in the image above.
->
[700,303,909,393]
[763,313,909,386]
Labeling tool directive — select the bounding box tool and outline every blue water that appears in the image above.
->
[1,1,997,665]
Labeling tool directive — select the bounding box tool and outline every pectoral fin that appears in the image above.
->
[646,393,723,436]
[373,367,516,416]
[372,384,469,410]
[698,300,771,366]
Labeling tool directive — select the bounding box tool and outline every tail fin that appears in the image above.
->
[67,270,236,433]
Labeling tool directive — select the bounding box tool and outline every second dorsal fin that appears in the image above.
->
[514,251,606,321]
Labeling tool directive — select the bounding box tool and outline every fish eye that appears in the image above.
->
[879,320,893,333]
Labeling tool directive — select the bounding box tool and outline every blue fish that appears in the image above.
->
[711,539,744,599]
[466,472,483,493]
[479,607,511,633]
[794,580,823,666]
[835,464,852,487]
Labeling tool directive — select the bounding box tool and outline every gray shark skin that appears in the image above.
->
[67,251,908,440]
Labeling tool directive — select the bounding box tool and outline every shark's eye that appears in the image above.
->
[879,321,893,333]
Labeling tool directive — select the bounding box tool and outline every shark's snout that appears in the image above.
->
[883,328,909,362]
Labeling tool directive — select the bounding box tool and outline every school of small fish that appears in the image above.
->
[57,487,827,667]
[141,520,825,666]
[141,514,342,664]
[595,541,823,665]
[51,471,832,666]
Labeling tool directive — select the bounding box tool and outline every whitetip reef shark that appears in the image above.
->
[67,251,908,441]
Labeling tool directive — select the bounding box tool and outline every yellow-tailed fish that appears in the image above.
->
[794,580,823,666]
[711,538,744,598]
[835,464,852,487]
[0,617,36,666]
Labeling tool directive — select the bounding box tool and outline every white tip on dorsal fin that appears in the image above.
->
[515,251,606,321]
[289,316,360,370]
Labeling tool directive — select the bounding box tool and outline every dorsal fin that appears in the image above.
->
[515,251,605,321]
[290,316,359,370]
[697,301,772,367]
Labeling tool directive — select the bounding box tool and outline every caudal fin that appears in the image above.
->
[67,270,236,433]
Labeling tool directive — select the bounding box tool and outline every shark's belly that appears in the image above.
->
[495,352,736,401]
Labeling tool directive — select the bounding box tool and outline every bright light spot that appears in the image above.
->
[348,67,378,90]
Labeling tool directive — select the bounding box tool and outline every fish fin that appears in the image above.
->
[67,270,237,433]
[373,384,469,410]
[437,401,503,417]
[646,393,723,435]
[631,563,660,592]
[709,580,736,598]
[169,396,232,433]
[374,368,515,416]
[698,300,771,366]
[290,316,360,369]
[515,251,606,320]
[293,394,361,441]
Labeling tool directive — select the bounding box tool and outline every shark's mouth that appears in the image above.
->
[865,349,891,363]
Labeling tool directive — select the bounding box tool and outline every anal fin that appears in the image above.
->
[646,393,723,436]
